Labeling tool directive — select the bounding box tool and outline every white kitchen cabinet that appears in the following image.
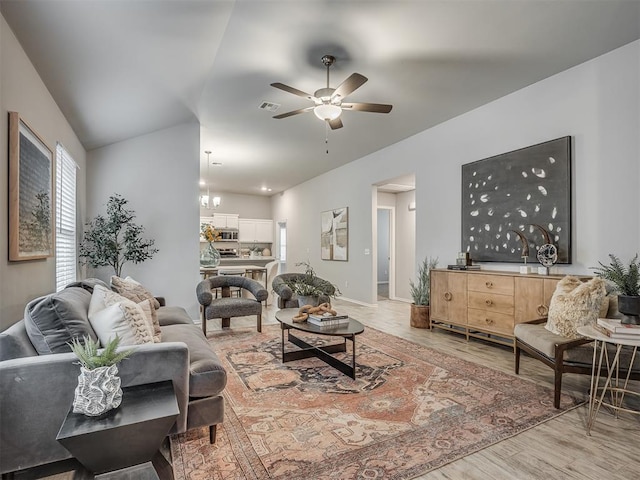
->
[211,213,239,229]
[239,219,273,243]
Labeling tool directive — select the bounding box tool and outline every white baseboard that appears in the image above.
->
[337,296,378,308]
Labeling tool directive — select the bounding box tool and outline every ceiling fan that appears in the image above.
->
[270,55,392,130]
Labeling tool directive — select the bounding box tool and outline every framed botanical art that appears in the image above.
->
[321,207,348,261]
[8,112,54,261]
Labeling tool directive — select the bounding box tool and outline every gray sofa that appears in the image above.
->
[0,280,226,477]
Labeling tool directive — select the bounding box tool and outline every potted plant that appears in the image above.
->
[69,335,134,416]
[286,261,340,307]
[79,194,158,277]
[593,254,640,325]
[409,257,438,328]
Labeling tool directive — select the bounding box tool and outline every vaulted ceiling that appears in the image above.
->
[3,1,639,196]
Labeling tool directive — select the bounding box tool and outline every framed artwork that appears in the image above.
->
[321,207,348,261]
[8,112,54,261]
[461,136,571,263]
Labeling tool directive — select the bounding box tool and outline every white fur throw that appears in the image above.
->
[545,276,607,339]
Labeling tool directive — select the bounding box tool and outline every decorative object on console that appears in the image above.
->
[321,207,348,261]
[79,194,158,277]
[200,222,221,267]
[8,112,54,261]
[409,256,438,328]
[461,137,571,263]
[592,254,640,325]
[69,335,134,417]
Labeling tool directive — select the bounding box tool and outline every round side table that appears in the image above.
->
[576,325,640,435]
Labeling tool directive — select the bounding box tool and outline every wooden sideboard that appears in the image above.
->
[430,269,576,350]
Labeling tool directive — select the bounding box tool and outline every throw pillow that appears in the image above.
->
[545,276,607,339]
[88,303,141,346]
[23,287,97,354]
[90,285,154,345]
[110,276,161,309]
[138,298,161,343]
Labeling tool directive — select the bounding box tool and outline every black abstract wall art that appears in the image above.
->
[461,137,571,264]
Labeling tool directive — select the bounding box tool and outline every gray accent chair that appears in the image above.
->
[271,273,336,309]
[197,276,268,334]
[0,281,227,477]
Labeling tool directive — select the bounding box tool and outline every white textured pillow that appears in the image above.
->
[138,299,161,343]
[545,276,607,339]
[89,285,154,345]
[89,303,140,346]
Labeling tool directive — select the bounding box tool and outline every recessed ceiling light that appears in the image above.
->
[261,187,267,191]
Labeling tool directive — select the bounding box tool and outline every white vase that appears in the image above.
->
[72,364,123,416]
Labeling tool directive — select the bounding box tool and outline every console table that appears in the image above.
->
[56,381,179,479]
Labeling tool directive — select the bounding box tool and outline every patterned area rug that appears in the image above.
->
[171,326,579,479]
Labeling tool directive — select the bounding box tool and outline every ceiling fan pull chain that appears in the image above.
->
[325,122,329,154]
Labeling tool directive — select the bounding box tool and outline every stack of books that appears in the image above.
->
[307,314,349,327]
[447,265,480,270]
[596,318,640,340]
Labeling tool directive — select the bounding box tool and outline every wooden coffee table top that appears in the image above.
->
[275,309,364,336]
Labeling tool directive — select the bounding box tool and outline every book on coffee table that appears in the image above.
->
[308,314,349,326]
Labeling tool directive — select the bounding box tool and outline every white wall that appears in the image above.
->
[395,189,416,301]
[0,14,87,329]
[86,123,201,319]
[272,40,640,305]
[199,191,272,219]
[376,209,390,282]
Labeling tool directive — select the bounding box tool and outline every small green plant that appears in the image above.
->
[592,254,640,296]
[79,194,158,277]
[69,335,135,370]
[410,257,438,306]
[285,261,340,297]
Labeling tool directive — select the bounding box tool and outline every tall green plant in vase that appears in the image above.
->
[409,257,438,328]
[79,194,158,277]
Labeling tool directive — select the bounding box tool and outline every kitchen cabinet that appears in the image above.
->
[239,219,273,243]
[212,213,238,229]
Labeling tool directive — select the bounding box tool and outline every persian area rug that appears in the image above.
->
[171,325,580,480]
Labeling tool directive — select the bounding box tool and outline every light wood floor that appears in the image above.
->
[218,298,640,480]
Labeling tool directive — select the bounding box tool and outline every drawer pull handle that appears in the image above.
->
[536,305,548,316]
[444,292,453,301]
[485,318,494,325]
[485,299,493,306]
[485,281,493,288]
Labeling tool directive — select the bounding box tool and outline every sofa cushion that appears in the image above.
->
[157,306,194,326]
[545,276,607,339]
[161,324,227,397]
[0,320,38,360]
[89,285,154,345]
[24,287,96,354]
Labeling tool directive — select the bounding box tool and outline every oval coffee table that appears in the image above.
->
[275,309,364,379]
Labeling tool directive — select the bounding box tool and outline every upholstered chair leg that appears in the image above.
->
[209,424,217,444]
[201,309,207,335]
[222,317,230,329]
[257,314,262,333]
[514,345,521,374]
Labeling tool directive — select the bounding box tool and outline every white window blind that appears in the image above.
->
[55,143,78,291]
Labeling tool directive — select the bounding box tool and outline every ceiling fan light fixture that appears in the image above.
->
[314,103,342,121]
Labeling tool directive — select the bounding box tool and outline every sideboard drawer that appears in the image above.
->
[467,308,513,335]
[468,292,514,315]
[468,274,514,296]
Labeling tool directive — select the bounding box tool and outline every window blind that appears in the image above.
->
[55,143,78,292]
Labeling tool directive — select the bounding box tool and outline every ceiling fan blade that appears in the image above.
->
[270,83,316,101]
[272,106,314,119]
[331,73,368,100]
[341,102,393,113]
[328,117,343,130]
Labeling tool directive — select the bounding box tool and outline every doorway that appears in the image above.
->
[377,208,391,300]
